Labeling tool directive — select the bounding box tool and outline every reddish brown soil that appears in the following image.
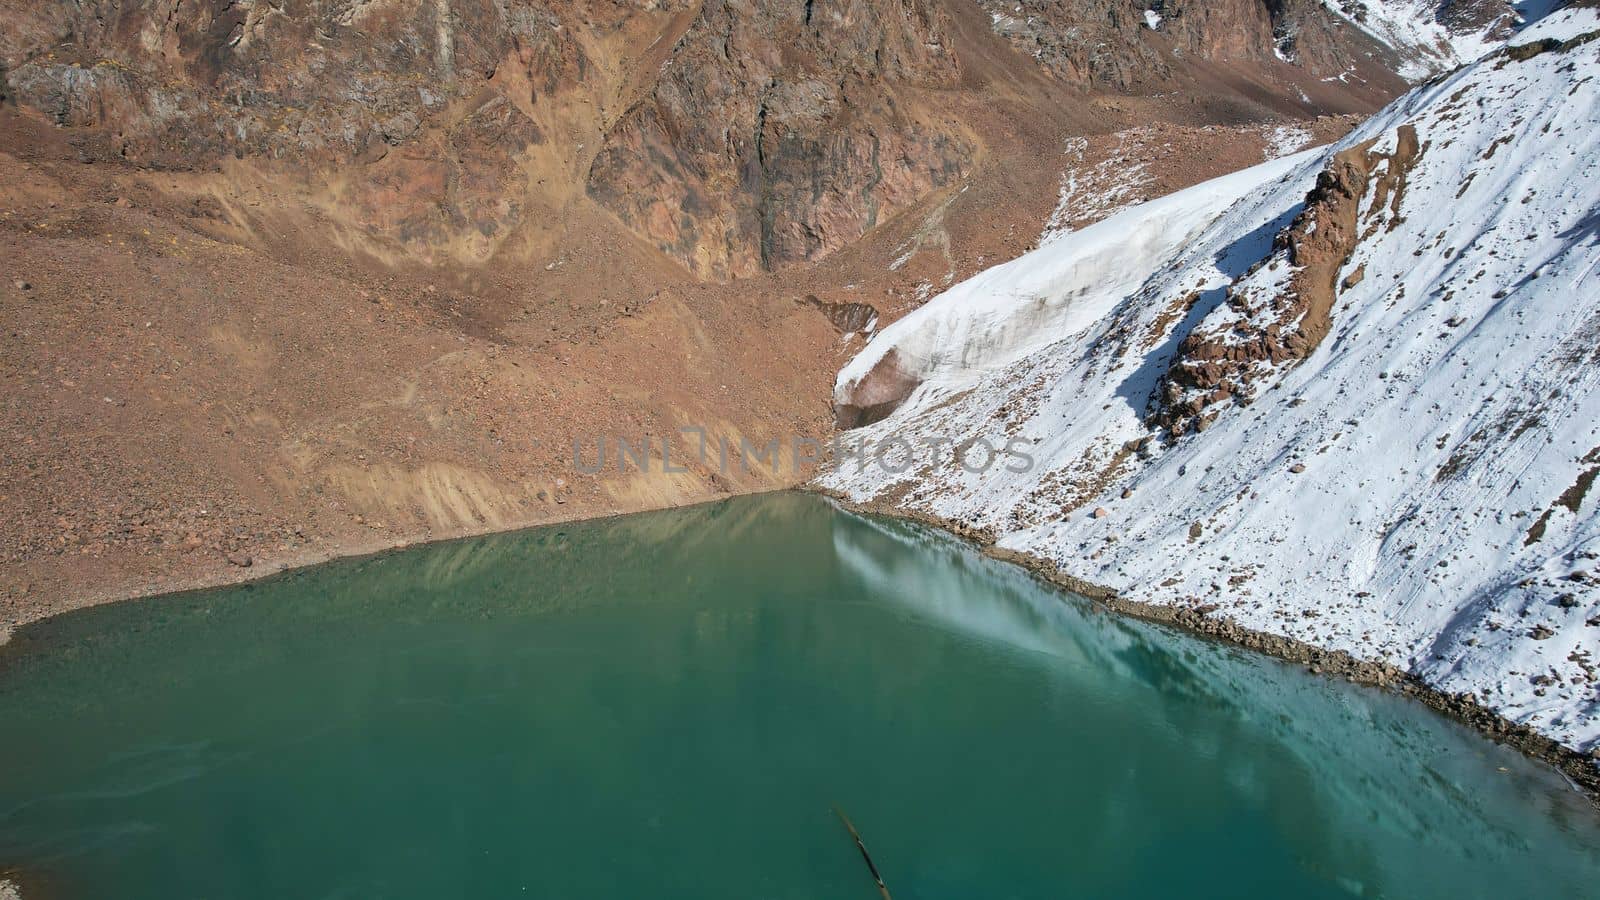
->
[0,5,1384,635]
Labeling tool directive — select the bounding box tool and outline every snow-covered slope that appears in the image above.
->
[818,7,1600,754]
[1320,0,1558,77]
[832,150,1319,428]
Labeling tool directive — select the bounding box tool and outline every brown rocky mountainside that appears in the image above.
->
[1,0,1406,631]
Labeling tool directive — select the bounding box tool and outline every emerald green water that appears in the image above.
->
[0,493,1596,899]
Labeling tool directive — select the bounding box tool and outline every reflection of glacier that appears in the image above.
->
[830,503,1600,897]
[832,504,1122,665]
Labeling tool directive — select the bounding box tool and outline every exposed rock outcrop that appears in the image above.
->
[2,0,542,165]
[1156,123,1418,433]
[0,0,680,263]
[586,0,972,280]
[834,348,923,429]
[978,0,1402,87]
[0,0,1408,275]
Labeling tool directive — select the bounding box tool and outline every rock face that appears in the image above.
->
[981,0,1169,88]
[3,0,538,165]
[979,0,1397,86]
[1157,123,1418,433]
[834,347,924,429]
[0,0,708,264]
[0,0,1404,277]
[586,0,971,280]
[0,0,980,277]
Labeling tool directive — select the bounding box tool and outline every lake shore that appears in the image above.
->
[5,482,1597,806]
[7,491,1596,897]
[812,486,1600,806]
[0,487,777,647]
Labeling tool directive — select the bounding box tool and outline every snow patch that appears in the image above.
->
[1318,0,1528,77]
[1262,124,1313,159]
[1039,130,1157,244]
[1510,3,1600,44]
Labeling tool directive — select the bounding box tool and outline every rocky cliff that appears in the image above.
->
[586,0,972,279]
[1,0,1404,276]
[0,0,691,265]
[980,0,1399,86]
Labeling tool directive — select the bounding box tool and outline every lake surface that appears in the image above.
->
[0,493,1596,899]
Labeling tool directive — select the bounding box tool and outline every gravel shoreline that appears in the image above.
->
[0,492,773,649]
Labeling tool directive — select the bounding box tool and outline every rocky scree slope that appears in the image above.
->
[820,6,1600,757]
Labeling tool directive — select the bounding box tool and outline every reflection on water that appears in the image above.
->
[0,493,1595,900]
[835,512,1598,894]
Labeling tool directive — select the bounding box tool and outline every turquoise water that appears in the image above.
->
[0,493,1595,899]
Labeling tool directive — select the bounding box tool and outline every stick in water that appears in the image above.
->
[833,806,894,900]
